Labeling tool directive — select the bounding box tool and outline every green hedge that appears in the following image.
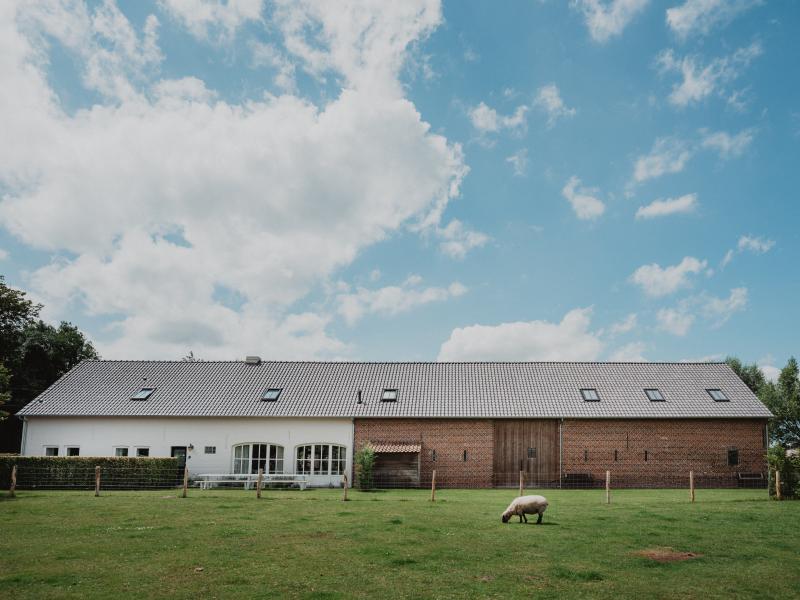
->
[0,456,182,490]
[767,446,800,499]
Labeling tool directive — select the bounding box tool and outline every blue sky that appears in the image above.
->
[0,1,797,373]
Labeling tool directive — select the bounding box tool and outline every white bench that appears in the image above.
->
[196,473,308,490]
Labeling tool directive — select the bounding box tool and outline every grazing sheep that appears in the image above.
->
[501,495,548,524]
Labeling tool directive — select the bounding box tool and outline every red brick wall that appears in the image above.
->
[562,419,768,486]
[354,418,768,488]
[354,419,493,488]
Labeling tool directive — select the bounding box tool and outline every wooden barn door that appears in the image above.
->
[493,420,558,487]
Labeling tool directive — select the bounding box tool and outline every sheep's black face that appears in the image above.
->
[501,514,510,523]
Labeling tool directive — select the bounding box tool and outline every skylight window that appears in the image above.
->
[131,387,154,400]
[580,388,600,402]
[261,388,282,401]
[645,389,665,402]
[381,389,398,402]
[707,388,729,402]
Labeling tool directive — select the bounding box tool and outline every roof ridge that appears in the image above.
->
[83,359,729,365]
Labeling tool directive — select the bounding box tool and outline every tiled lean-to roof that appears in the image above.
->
[17,360,772,419]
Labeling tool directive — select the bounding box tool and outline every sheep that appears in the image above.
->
[501,495,548,524]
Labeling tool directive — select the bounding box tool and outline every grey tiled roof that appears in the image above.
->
[17,360,772,419]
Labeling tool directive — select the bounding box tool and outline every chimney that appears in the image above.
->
[244,356,262,365]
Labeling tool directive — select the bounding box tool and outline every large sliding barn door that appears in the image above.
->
[493,420,558,487]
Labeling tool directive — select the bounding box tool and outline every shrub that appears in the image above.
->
[354,443,376,490]
[766,446,800,499]
[0,456,181,490]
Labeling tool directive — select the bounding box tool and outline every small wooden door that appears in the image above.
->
[493,420,558,486]
[171,446,187,467]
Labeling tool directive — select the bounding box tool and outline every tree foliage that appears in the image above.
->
[354,444,376,490]
[725,356,767,395]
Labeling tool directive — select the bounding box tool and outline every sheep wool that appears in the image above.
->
[501,494,548,524]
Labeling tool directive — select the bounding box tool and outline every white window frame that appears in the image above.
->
[135,447,150,457]
[114,446,129,457]
[65,446,81,457]
[44,446,59,456]
[231,443,284,475]
[295,443,347,476]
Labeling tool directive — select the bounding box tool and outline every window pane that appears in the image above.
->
[314,444,330,474]
[137,448,149,457]
[269,445,284,474]
[67,447,80,456]
[296,445,312,474]
[233,444,250,474]
[331,446,346,475]
[115,447,128,457]
[45,447,58,456]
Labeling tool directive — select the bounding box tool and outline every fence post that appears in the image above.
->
[775,469,782,501]
[182,465,189,498]
[342,473,349,501]
[94,466,101,497]
[605,470,611,504]
[689,470,695,503]
[519,470,524,496]
[9,465,17,498]
[430,470,436,502]
[256,468,264,499]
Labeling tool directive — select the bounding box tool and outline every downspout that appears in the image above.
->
[559,418,564,489]
[351,417,355,484]
[20,416,28,455]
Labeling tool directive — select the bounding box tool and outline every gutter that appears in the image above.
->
[559,418,564,489]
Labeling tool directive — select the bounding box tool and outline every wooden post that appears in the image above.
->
[342,473,349,501]
[689,470,695,503]
[94,466,101,497]
[256,468,264,499]
[775,469,782,501]
[9,465,17,498]
[430,469,436,502]
[182,465,189,498]
[605,470,611,504]
[519,470,524,497]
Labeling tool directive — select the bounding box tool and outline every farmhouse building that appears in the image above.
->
[17,359,772,488]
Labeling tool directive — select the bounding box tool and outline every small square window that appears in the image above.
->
[131,387,155,400]
[381,389,398,402]
[528,447,537,459]
[204,446,216,454]
[115,447,129,457]
[581,388,600,402]
[136,447,150,457]
[45,446,59,456]
[66,447,80,457]
[261,388,282,401]
[645,389,665,401]
[707,389,729,402]
[727,448,739,466]
[463,450,468,462]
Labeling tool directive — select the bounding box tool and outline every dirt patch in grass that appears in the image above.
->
[634,548,701,563]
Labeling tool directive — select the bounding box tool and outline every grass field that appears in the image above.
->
[1,488,798,599]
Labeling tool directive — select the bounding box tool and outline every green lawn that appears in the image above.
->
[1,488,798,599]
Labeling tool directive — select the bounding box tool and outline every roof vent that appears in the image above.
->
[357,389,363,404]
[244,356,262,365]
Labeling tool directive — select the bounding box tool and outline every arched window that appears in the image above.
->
[232,443,284,474]
[295,444,347,475]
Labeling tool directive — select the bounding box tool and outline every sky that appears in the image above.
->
[0,0,798,374]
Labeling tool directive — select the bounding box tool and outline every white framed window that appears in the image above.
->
[136,447,150,457]
[296,444,347,475]
[115,447,129,457]
[232,443,284,474]
[44,446,59,456]
[66,446,80,456]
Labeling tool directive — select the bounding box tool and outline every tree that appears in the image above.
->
[0,363,10,421]
[0,275,41,367]
[725,356,767,395]
[760,358,800,449]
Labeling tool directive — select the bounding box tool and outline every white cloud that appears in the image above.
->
[0,248,8,261]
[337,276,467,325]
[609,313,638,335]
[159,0,264,42]
[534,84,576,126]
[700,287,748,326]
[666,0,762,40]
[249,40,296,92]
[609,341,647,361]
[506,149,528,176]
[738,234,774,254]
[636,193,697,219]
[562,176,605,220]
[436,220,489,259]
[630,256,707,297]
[759,362,780,383]
[0,0,471,358]
[721,249,735,268]
[656,43,762,108]
[571,0,650,43]
[468,102,528,135]
[633,137,692,183]
[701,128,755,159]
[656,307,694,336]
[437,307,604,361]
